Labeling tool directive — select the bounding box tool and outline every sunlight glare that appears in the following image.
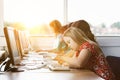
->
[4,0,63,29]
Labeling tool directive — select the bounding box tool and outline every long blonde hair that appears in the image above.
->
[63,27,92,45]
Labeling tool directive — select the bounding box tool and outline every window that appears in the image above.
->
[4,0,120,36]
[68,0,120,36]
[4,0,64,35]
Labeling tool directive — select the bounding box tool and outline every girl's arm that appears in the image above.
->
[61,49,91,68]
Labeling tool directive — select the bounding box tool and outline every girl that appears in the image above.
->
[49,20,69,54]
[61,27,115,80]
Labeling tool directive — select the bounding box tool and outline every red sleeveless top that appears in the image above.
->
[76,42,115,80]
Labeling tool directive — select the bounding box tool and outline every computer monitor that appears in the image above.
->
[14,30,23,58]
[16,30,31,55]
[4,27,21,65]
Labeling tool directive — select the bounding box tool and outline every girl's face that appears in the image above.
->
[63,36,79,51]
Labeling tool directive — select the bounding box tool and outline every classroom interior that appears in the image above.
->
[0,0,120,80]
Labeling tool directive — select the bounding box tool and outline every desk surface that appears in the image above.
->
[0,69,104,80]
[0,52,104,80]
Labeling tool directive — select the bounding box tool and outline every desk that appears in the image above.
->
[0,69,104,80]
[0,52,104,80]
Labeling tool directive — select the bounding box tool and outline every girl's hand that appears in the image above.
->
[62,62,69,66]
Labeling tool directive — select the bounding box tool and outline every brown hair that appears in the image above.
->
[61,20,96,42]
[71,20,96,42]
[60,22,73,34]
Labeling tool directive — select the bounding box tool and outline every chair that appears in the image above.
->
[106,56,120,80]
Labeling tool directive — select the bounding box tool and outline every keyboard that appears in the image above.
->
[48,63,70,71]
[20,61,47,70]
[24,63,46,70]
[19,58,46,70]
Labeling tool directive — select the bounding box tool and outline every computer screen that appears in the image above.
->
[4,27,21,65]
[16,30,31,54]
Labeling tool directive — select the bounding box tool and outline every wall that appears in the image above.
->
[96,36,120,57]
[30,36,56,51]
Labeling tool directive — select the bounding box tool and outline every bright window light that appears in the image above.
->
[4,0,64,34]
